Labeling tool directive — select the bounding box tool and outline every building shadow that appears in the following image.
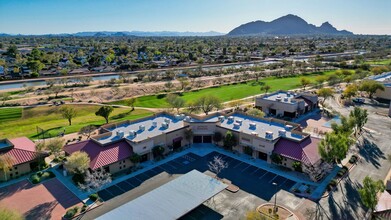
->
[0,180,32,199]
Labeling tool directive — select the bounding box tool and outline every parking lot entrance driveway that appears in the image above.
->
[0,178,82,220]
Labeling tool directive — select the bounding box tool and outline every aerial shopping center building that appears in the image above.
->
[64,110,325,181]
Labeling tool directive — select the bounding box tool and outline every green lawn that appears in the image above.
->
[365,59,391,65]
[112,71,336,108]
[0,105,153,139]
[0,108,23,122]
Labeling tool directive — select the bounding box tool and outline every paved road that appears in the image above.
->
[296,96,391,219]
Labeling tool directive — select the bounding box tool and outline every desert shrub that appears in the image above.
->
[31,174,40,184]
[89,193,99,202]
[64,206,79,219]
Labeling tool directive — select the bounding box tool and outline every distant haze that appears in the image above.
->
[0,0,390,35]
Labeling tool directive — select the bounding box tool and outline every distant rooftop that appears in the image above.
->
[211,113,305,141]
[262,91,299,104]
[96,114,186,145]
[368,72,391,83]
[0,139,13,151]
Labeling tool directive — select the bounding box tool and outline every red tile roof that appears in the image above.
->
[63,140,134,170]
[0,137,39,166]
[273,136,321,166]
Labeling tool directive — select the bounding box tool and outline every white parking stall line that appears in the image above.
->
[258,171,269,179]
[268,174,278,183]
[233,161,243,168]
[250,168,260,175]
[241,164,252,172]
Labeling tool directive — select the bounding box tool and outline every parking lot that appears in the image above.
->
[98,151,296,202]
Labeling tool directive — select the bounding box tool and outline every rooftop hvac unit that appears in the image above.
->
[287,93,291,97]
[116,130,124,138]
[180,114,185,119]
[284,97,289,102]
[175,114,181,120]
[228,116,234,122]
[285,125,293,130]
[251,132,258,136]
[164,118,171,124]
[278,129,286,136]
[235,119,243,125]
[218,115,225,122]
[265,131,273,139]
[162,122,169,128]
[184,116,191,122]
[129,130,136,137]
[249,122,256,128]
[152,121,157,127]
[276,97,282,101]
[139,125,145,131]
[233,122,240,128]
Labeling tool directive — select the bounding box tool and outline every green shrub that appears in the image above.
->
[48,171,55,178]
[64,206,79,219]
[37,171,43,177]
[349,155,358,164]
[329,179,338,187]
[81,204,87,212]
[292,161,302,172]
[89,194,99,202]
[31,174,40,184]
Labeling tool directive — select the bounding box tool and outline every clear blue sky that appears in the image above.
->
[0,0,390,35]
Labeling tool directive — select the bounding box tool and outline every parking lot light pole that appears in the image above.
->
[272,182,278,214]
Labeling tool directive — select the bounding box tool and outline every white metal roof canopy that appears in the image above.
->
[97,170,227,220]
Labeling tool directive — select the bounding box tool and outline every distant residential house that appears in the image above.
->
[59,58,70,67]
[69,68,90,75]
[0,137,46,182]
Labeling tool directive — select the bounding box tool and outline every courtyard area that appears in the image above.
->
[0,178,81,220]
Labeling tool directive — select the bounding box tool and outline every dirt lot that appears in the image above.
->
[0,178,81,220]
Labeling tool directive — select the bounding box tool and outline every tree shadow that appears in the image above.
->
[358,138,385,169]
[24,201,58,220]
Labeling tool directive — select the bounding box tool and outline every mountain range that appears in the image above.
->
[228,14,353,36]
[0,31,225,37]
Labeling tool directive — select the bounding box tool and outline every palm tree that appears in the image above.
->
[0,154,15,181]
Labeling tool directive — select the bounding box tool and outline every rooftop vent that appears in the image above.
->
[265,131,273,139]
[129,130,136,137]
[284,97,289,102]
[152,121,157,127]
[184,116,191,122]
[218,115,225,122]
[276,96,282,101]
[251,132,258,136]
[162,122,169,128]
[116,130,124,138]
[180,114,185,119]
[287,93,291,97]
[228,116,234,122]
[164,118,171,124]
[249,122,256,128]
[285,125,293,130]
[139,125,145,131]
[233,122,241,128]
[278,129,286,136]
[175,114,181,120]
[235,119,243,125]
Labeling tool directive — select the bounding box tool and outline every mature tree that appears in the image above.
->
[0,154,15,181]
[300,77,311,90]
[166,94,185,113]
[318,132,352,164]
[317,88,335,106]
[247,108,265,118]
[0,207,24,220]
[331,115,354,135]
[125,97,136,111]
[359,176,385,211]
[343,84,358,100]
[164,81,174,91]
[260,84,271,94]
[315,75,327,87]
[79,125,97,139]
[350,107,368,136]
[27,60,44,73]
[184,129,193,146]
[177,78,190,91]
[95,106,114,124]
[65,151,90,174]
[50,86,63,99]
[78,169,111,193]
[359,80,385,99]
[130,153,141,165]
[46,137,65,158]
[208,156,228,178]
[194,95,222,115]
[186,101,198,114]
[223,131,236,150]
[6,45,18,58]
[0,92,11,105]
[59,106,77,125]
